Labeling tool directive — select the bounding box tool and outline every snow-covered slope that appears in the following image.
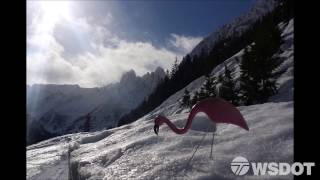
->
[27,67,165,144]
[27,101,293,180]
[190,0,277,57]
[27,19,294,180]
[148,19,293,119]
[269,19,294,102]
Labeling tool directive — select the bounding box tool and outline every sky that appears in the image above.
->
[27,0,256,88]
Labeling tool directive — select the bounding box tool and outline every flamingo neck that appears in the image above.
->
[157,113,197,134]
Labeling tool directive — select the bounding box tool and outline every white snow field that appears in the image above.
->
[27,19,293,180]
[27,101,293,180]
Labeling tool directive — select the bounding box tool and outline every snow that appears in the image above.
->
[27,101,293,179]
[269,19,294,102]
[27,18,293,180]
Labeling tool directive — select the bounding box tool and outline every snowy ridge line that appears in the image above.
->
[148,18,293,119]
[190,0,277,57]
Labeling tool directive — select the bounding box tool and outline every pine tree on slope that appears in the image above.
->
[203,74,217,98]
[181,89,191,108]
[218,65,238,105]
[239,22,282,105]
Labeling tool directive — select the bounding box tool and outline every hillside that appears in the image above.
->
[190,0,277,57]
[117,0,292,126]
[27,18,293,180]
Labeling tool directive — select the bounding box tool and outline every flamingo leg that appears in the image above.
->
[185,132,207,169]
[210,132,215,159]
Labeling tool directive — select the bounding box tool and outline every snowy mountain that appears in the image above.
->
[190,0,277,57]
[27,67,165,145]
[27,18,294,180]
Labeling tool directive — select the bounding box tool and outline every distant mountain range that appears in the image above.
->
[27,67,165,145]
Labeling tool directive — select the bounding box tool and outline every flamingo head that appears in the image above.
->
[154,115,165,135]
[154,124,159,135]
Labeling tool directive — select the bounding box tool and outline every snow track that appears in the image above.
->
[29,158,69,180]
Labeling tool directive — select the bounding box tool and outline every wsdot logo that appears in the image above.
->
[230,156,315,176]
[230,156,250,175]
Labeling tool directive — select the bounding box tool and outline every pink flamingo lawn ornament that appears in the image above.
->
[153,97,249,162]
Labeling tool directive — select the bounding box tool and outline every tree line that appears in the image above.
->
[181,6,284,108]
[118,0,293,126]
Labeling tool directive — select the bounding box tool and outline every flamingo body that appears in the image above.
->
[154,98,249,135]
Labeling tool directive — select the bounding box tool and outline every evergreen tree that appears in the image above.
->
[190,91,199,106]
[203,74,217,97]
[239,22,282,105]
[84,113,91,132]
[218,65,238,105]
[198,86,207,101]
[170,57,179,78]
[165,69,170,79]
[181,89,191,108]
[253,22,282,103]
[278,0,294,22]
[239,47,256,105]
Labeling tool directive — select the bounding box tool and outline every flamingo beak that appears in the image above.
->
[154,124,159,135]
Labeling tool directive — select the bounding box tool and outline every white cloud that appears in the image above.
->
[27,2,203,88]
[169,33,203,54]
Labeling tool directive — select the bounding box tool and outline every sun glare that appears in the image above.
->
[39,1,72,28]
